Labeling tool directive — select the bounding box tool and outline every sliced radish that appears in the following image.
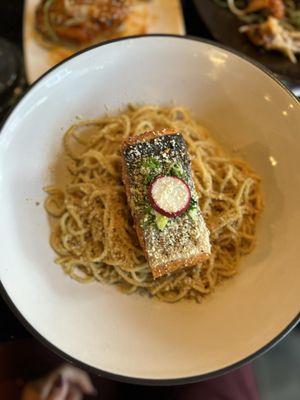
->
[148,176,191,217]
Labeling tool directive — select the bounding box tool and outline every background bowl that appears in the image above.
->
[0,35,299,384]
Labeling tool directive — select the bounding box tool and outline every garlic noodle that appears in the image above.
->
[44,105,263,302]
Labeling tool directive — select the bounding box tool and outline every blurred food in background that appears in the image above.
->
[35,0,133,47]
[24,0,184,82]
[214,0,300,62]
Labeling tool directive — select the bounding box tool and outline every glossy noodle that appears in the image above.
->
[44,105,263,302]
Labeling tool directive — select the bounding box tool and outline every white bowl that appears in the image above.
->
[0,35,299,384]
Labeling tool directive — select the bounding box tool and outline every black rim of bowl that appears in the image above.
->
[0,34,299,386]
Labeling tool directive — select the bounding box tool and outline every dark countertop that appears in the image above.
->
[0,0,213,342]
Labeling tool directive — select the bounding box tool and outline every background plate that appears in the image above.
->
[23,0,185,83]
[193,0,300,89]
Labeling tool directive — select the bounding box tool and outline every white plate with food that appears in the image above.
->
[23,0,185,83]
[0,35,299,384]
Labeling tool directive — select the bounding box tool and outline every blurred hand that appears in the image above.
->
[22,364,97,400]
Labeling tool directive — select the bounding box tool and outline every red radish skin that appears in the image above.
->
[148,176,191,217]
